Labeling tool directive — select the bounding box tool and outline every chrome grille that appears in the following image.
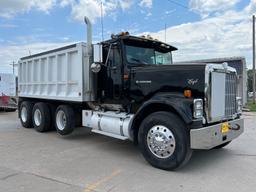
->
[225,73,237,117]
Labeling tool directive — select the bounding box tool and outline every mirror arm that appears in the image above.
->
[104,44,113,67]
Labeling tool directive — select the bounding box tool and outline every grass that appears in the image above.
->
[246,102,256,112]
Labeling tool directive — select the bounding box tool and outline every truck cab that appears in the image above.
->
[97,34,176,103]
[18,17,244,170]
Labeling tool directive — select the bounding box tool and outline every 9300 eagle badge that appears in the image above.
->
[187,79,199,85]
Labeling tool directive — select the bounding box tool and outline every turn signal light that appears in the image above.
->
[184,89,192,98]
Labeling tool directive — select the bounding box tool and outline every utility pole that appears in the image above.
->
[9,61,15,75]
[165,23,167,43]
[253,15,256,104]
[12,61,14,75]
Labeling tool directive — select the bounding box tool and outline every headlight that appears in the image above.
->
[193,99,203,119]
[236,97,242,114]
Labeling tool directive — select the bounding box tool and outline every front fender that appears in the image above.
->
[129,93,195,143]
[136,93,194,124]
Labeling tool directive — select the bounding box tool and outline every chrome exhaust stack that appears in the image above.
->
[84,16,92,49]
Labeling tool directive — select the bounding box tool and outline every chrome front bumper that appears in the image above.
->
[190,118,244,149]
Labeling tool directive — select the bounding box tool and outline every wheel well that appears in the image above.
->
[131,103,185,144]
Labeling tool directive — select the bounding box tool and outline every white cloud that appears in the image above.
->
[119,0,134,10]
[139,0,152,8]
[0,24,18,28]
[146,2,253,67]
[70,0,103,23]
[189,0,240,18]
[66,0,134,23]
[245,0,256,14]
[0,0,56,18]
[0,42,71,73]
[0,0,139,23]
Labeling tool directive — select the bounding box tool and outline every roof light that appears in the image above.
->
[111,32,129,39]
[119,31,129,36]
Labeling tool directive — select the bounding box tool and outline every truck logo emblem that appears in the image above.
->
[187,79,198,85]
[136,80,152,84]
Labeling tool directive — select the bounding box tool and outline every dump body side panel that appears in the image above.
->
[18,43,93,102]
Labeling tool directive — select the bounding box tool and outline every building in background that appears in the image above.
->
[176,57,247,106]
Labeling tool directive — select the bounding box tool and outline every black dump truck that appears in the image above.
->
[18,17,244,170]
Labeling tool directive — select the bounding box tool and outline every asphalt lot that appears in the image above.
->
[0,111,255,192]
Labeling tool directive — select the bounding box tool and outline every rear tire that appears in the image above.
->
[32,103,51,132]
[20,101,33,128]
[138,111,192,170]
[55,105,75,135]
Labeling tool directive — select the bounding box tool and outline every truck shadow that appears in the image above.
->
[60,127,232,172]
[179,149,232,172]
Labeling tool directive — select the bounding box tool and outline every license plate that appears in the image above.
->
[221,122,230,133]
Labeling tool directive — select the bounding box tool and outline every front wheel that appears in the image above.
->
[138,111,192,170]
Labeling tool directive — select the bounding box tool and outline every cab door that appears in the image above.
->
[98,43,123,101]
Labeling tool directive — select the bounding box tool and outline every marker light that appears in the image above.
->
[184,89,192,98]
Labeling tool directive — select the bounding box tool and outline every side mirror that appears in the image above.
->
[91,44,103,73]
[93,44,103,63]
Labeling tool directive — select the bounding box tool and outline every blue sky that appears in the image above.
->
[0,1,200,44]
[0,0,255,73]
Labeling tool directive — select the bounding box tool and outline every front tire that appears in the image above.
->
[138,111,192,170]
[32,103,51,132]
[55,105,75,135]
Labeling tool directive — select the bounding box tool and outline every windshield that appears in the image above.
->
[125,45,173,65]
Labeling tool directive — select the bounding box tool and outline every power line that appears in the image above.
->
[166,0,189,9]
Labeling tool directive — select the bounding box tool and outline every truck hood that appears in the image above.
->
[128,64,206,102]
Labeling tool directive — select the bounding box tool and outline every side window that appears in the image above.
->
[112,47,121,67]
[107,46,121,68]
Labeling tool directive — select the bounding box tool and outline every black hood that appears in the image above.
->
[128,64,206,102]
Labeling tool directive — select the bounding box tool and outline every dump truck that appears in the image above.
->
[18,17,244,170]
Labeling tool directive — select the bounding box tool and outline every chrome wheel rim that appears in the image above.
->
[21,106,27,123]
[56,110,66,131]
[34,109,42,126]
[147,125,176,159]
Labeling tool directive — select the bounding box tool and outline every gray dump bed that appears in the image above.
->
[18,42,95,102]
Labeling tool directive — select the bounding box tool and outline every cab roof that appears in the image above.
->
[102,35,178,52]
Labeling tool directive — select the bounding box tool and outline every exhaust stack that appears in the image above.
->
[84,16,92,49]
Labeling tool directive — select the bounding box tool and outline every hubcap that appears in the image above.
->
[21,107,27,123]
[147,125,176,159]
[34,109,42,126]
[56,110,67,131]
